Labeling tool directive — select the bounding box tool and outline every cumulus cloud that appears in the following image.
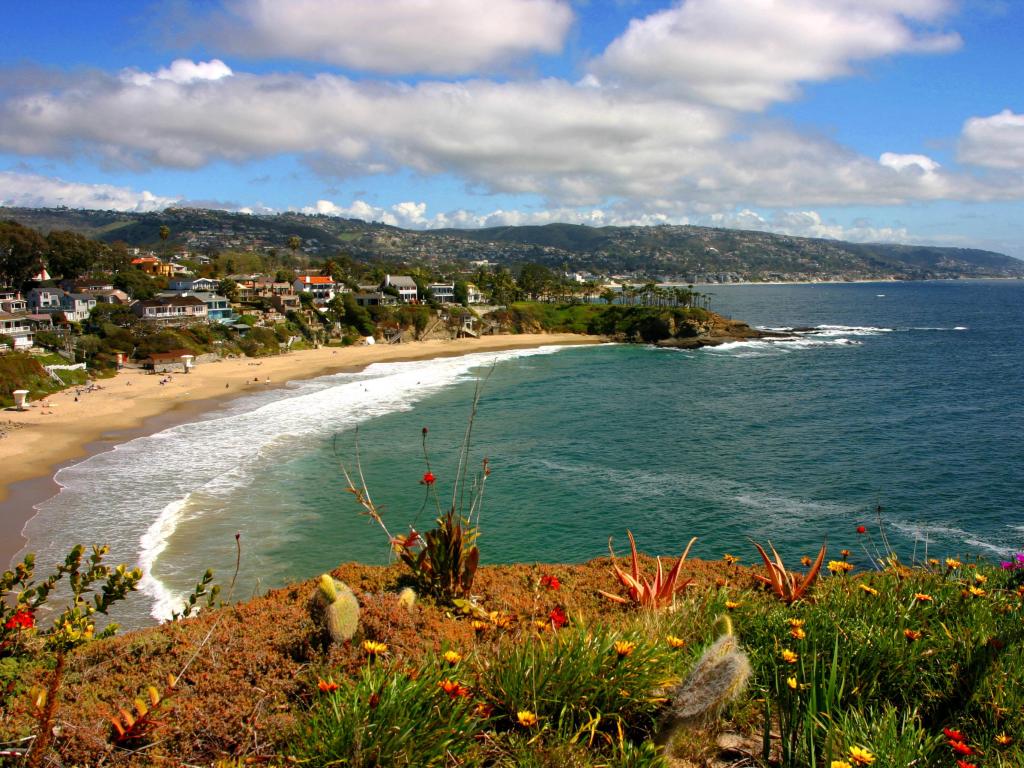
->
[0,171,178,212]
[958,109,1024,169]
[204,0,573,75]
[123,58,233,86]
[708,208,914,243]
[592,0,961,110]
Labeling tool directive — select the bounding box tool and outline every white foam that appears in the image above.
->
[888,519,1009,557]
[139,498,191,621]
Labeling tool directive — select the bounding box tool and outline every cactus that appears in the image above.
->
[397,587,417,612]
[656,616,752,745]
[310,574,360,644]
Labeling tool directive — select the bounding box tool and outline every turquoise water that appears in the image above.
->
[22,280,1024,625]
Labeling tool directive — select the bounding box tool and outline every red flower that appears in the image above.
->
[540,574,560,590]
[856,525,867,534]
[548,606,568,628]
[956,761,976,768]
[421,471,436,486]
[317,678,340,693]
[4,609,34,631]
[943,728,965,742]
[949,741,974,756]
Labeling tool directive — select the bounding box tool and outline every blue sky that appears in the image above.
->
[1,0,1022,257]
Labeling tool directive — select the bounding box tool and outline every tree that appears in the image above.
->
[219,278,240,303]
[159,225,170,244]
[0,220,48,288]
[454,279,469,306]
[518,263,554,300]
[46,230,107,279]
[288,236,302,256]
[114,269,159,300]
[275,268,297,284]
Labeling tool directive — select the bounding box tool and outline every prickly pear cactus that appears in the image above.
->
[310,574,360,644]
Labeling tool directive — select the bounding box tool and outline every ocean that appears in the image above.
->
[18,280,1024,627]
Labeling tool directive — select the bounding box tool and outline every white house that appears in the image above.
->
[0,312,34,349]
[27,286,64,313]
[383,275,418,303]
[293,275,337,305]
[132,295,208,324]
[60,293,97,323]
[168,277,219,293]
[426,283,455,303]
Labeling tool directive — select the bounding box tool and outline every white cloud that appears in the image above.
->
[207,0,573,75]
[0,171,178,212]
[123,58,233,87]
[592,0,960,110]
[709,208,914,243]
[879,152,941,173]
[958,109,1024,169]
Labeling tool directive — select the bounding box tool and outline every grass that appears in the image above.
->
[1,543,1021,766]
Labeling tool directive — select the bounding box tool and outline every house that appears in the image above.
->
[168,277,219,293]
[0,312,34,349]
[132,295,208,324]
[189,292,234,323]
[0,289,27,314]
[144,349,194,372]
[292,275,337,305]
[465,283,485,304]
[354,291,393,307]
[60,278,114,293]
[131,256,174,277]
[427,283,455,303]
[27,286,65,313]
[60,293,97,323]
[383,275,418,303]
[89,289,131,305]
[271,293,301,313]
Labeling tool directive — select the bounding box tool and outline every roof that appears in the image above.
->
[138,295,206,308]
[298,275,335,285]
[131,256,162,264]
[148,349,193,362]
[386,275,418,289]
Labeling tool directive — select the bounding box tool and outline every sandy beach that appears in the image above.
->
[1,333,602,567]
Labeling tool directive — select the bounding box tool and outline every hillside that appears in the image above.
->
[2,206,1022,281]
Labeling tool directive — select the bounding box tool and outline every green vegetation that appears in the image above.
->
[0,352,79,405]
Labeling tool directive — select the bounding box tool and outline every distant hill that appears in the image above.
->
[2,206,1021,281]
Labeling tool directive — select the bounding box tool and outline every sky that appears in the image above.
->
[0,0,1022,257]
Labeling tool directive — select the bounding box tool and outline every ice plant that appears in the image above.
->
[995,733,1013,746]
[949,740,974,756]
[438,679,471,698]
[751,539,827,604]
[832,762,853,768]
[913,593,933,602]
[858,584,879,595]
[847,745,875,765]
[944,728,965,742]
[598,530,697,609]
[548,606,567,628]
[790,627,806,640]
[725,600,741,610]
[786,676,798,690]
[955,761,977,768]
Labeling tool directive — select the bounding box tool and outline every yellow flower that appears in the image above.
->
[362,640,389,656]
[786,618,805,628]
[974,573,988,584]
[613,640,636,657]
[903,628,922,641]
[831,762,853,768]
[533,619,549,631]
[928,558,940,566]
[848,746,875,765]
[471,620,488,632]
[995,733,1013,746]
[967,585,986,597]
[443,650,462,665]
[800,555,813,566]
[790,627,807,640]
[945,558,962,569]
[489,611,512,628]
[828,560,854,574]
[781,649,799,664]
[517,710,538,727]
[786,676,797,690]
[913,593,933,602]
[725,600,741,610]
[857,584,879,595]
[723,553,739,565]
[666,635,686,649]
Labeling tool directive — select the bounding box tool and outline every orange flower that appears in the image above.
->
[790,627,807,640]
[723,553,739,565]
[955,761,976,768]
[828,560,854,574]
[903,629,922,641]
[945,558,962,569]
[786,676,798,690]
[801,556,813,567]
[995,733,1013,746]
[831,762,853,768]
[317,678,340,693]
[474,702,494,718]
[913,593,933,602]
[471,620,488,632]
[949,740,974,756]
[840,549,851,559]
[847,746,875,765]
[943,728,965,742]
[967,585,986,597]
[858,584,878,595]
[438,679,471,698]
[786,618,805,628]
[666,635,686,649]
[725,600,741,610]
[973,573,987,584]
[781,649,799,664]
[613,640,636,657]
[517,710,538,727]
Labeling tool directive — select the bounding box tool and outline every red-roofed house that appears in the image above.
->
[292,275,337,305]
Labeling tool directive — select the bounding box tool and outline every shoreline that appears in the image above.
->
[0,333,603,568]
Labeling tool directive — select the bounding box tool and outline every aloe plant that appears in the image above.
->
[598,530,697,609]
[751,539,827,604]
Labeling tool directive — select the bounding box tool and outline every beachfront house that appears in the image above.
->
[426,283,455,303]
[89,288,131,305]
[383,274,418,303]
[168,277,219,293]
[466,283,485,304]
[0,312,34,349]
[190,292,234,323]
[0,289,27,314]
[292,275,337,305]
[60,293,98,323]
[132,295,208,324]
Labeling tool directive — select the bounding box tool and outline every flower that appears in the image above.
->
[786,676,798,690]
[548,606,568,628]
[856,525,867,534]
[420,471,436,485]
[928,558,940,566]
[471,620,488,633]
[858,584,879,595]
[363,640,389,656]
[801,555,813,567]
[517,710,538,727]
[943,728,965,742]
[489,611,511,628]
[973,573,987,584]
[967,586,986,597]
[828,560,854,574]
[317,678,340,693]
[614,640,636,657]
[949,740,974,756]
[955,761,977,768]
[831,761,852,768]
[946,558,962,569]
[840,549,851,559]
[725,600,741,610]
[443,650,462,665]
[439,679,471,698]
[474,702,494,718]
[903,629,922,641]
[848,745,875,765]
[3,609,34,631]
[781,649,799,664]
[787,618,805,628]
[723,553,739,565]
[995,733,1013,746]
[913,593,933,602]
[540,574,560,590]
[1001,561,1016,569]
[790,627,807,640]
[666,635,686,649]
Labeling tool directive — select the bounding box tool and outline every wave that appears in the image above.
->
[22,344,575,625]
[887,519,1010,557]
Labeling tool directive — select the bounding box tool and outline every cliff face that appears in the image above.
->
[653,312,769,348]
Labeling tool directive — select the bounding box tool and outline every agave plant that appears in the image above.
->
[751,539,827,604]
[599,530,697,609]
